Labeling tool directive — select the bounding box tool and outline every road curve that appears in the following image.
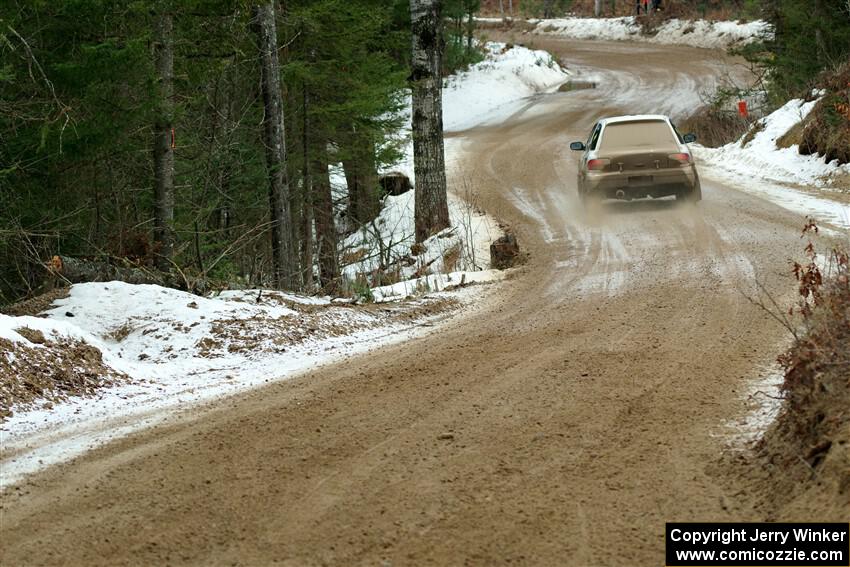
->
[0,38,833,566]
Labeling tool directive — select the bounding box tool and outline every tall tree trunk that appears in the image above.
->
[153,11,175,272]
[300,84,314,290]
[312,149,339,291]
[253,0,295,289]
[498,0,505,20]
[465,9,474,54]
[813,0,827,66]
[410,0,450,244]
[341,126,380,226]
[594,0,602,16]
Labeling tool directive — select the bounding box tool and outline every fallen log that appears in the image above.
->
[48,255,178,288]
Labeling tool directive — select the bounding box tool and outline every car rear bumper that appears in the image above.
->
[581,167,699,199]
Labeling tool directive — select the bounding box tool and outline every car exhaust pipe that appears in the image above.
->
[615,190,626,200]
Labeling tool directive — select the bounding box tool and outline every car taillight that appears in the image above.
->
[587,158,610,171]
[668,153,691,165]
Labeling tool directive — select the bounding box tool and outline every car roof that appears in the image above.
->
[598,115,671,126]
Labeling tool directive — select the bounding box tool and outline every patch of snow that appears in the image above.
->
[0,318,27,343]
[531,17,771,50]
[724,364,785,447]
[442,42,571,131]
[694,97,850,229]
[341,187,501,288]
[372,269,505,303]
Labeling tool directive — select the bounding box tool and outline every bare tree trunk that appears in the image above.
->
[499,0,505,20]
[312,149,339,291]
[508,0,514,19]
[595,0,602,16]
[153,11,175,272]
[410,0,450,244]
[253,0,295,289]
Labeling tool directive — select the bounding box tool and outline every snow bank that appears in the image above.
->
[697,98,846,187]
[530,17,771,50]
[0,312,136,378]
[0,281,482,488]
[443,42,570,131]
[694,97,850,228]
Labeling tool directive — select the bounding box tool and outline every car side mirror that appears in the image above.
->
[570,141,586,151]
[683,133,696,143]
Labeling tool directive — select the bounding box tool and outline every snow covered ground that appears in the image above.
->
[0,283,490,488]
[443,42,570,131]
[694,97,850,229]
[723,364,785,448]
[0,42,568,489]
[527,17,771,50]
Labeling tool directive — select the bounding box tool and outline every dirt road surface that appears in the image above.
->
[1,39,837,566]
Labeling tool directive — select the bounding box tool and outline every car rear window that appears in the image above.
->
[598,120,678,151]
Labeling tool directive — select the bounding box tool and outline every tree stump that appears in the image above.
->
[490,234,520,270]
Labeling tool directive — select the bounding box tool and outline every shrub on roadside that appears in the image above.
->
[680,106,750,147]
[799,64,850,166]
[758,221,850,517]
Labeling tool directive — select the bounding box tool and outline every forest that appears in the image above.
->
[1,0,848,306]
[0,0,481,304]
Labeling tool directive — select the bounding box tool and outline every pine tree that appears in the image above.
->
[0,0,412,304]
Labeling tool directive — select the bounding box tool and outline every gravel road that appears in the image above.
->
[0,38,834,566]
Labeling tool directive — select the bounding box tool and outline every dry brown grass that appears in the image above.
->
[0,336,129,420]
[740,119,764,147]
[442,243,463,273]
[341,248,368,266]
[755,225,850,518]
[776,117,809,149]
[108,323,134,342]
[800,63,850,166]
[13,327,46,344]
[680,106,750,148]
[1,288,69,317]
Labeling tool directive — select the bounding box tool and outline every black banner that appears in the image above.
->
[666,523,849,566]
